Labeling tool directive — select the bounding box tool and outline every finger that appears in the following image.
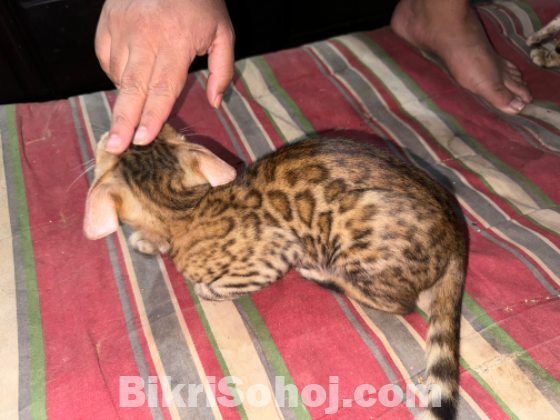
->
[95,23,112,76]
[206,25,235,109]
[108,37,130,89]
[106,48,156,154]
[133,53,190,146]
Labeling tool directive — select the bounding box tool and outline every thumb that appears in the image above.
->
[206,25,235,109]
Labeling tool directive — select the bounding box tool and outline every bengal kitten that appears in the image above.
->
[527,14,560,68]
[84,124,467,420]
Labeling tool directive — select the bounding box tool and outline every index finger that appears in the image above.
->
[105,48,156,154]
[131,52,190,147]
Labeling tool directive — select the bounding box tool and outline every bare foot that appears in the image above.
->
[391,0,532,114]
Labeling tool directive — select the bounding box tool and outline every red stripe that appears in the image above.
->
[113,234,175,420]
[259,41,484,416]
[344,296,421,383]
[77,95,176,419]
[523,115,560,138]
[162,256,242,420]
[251,272,414,419]
[460,374,512,420]
[262,46,411,160]
[322,38,465,166]
[324,35,519,209]
[490,3,525,35]
[167,67,415,418]
[498,301,560,381]
[366,28,560,246]
[479,8,560,101]
[520,0,560,22]
[256,30,560,413]
[16,101,152,419]
[230,71,286,150]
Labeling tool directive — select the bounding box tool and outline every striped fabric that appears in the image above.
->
[2,1,560,419]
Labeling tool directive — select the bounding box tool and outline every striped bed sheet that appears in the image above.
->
[1,0,560,419]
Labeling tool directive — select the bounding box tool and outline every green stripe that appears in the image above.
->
[490,2,526,36]
[418,292,560,397]
[184,278,249,420]
[235,56,318,144]
[233,66,290,145]
[526,101,560,136]
[526,210,560,238]
[356,34,556,207]
[463,293,560,396]
[253,57,317,138]
[239,296,312,420]
[533,100,560,113]
[339,34,560,395]
[460,356,520,420]
[331,34,560,392]
[414,307,518,419]
[6,105,47,420]
[339,35,559,232]
[514,0,542,29]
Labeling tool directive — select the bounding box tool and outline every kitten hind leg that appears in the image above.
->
[194,276,278,301]
[296,267,416,315]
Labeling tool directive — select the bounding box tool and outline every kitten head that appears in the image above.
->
[83,124,236,241]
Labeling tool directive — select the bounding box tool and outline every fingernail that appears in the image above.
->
[213,94,223,109]
[509,97,526,112]
[133,126,148,145]
[105,134,121,152]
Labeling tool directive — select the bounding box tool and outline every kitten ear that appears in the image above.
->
[192,149,237,187]
[83,184,119,240]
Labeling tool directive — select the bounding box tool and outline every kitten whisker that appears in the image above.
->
[178,123,203,132]
[71,159,96,171]
[67,163,96,192]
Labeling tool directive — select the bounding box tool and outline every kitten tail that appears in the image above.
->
[422,254,466,420]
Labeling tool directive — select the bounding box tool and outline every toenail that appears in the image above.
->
[509,98,526,112]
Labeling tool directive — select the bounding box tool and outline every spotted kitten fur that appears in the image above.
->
[84,124,467,420]
[527,14,560,68]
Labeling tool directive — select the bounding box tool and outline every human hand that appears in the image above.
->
[95,0,235,153]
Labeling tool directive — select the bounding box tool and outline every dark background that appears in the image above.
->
[0,0,399,105]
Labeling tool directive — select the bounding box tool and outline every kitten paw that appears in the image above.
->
[530,44,560,68]
[129,231,168,254]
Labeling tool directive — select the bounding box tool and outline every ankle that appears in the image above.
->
[399,0,471,24]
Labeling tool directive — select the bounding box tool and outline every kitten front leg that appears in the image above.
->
[527,15,560,46]
[530,45,560,68]
[526,15,560,68]
[129,231,170,255]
